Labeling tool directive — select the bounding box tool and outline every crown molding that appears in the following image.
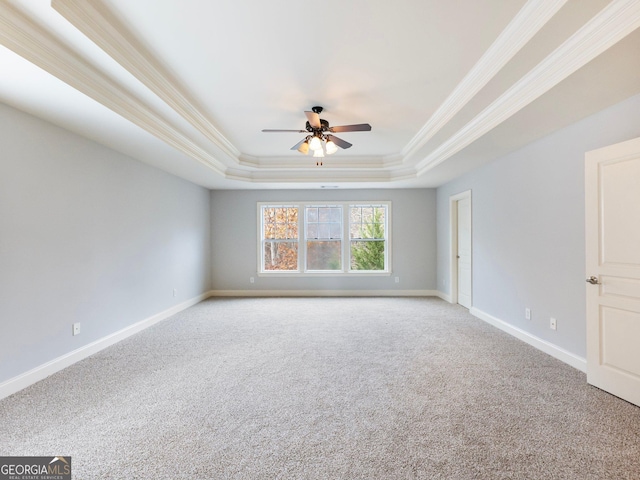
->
[382,154,404,168]
[415,0,640,175]
[52,0,241,163]
[401,0,568,162]
[225,168,401,184]
[238,154,401,169]
[0,2,228,176]
[226,166,417,186]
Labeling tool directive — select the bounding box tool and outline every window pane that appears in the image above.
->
[350,240,385,270]
[351,223,363,239]
[307,241,341,270]
[263,206,298,239]
[263,206,276,239]
[330,223,342,239]
[264,207,275,219]
[263,241,298,270]
[350,205,385,240]
[318,207,331,222]
[349,210,361,238]
[287,209,298,237]
[318,223,330,239]
[306,205,342,241]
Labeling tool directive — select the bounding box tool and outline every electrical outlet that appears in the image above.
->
[525,308,531,320]
[550,317,557,330]
[250,277,255,284]
[173,288,177,297]
[72,323,81,336]
[395,276,400,283]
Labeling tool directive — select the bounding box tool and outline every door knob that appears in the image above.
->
[586,276,599,285]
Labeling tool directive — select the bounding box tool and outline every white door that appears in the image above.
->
[452,191,471,308]
[585,136,640,407]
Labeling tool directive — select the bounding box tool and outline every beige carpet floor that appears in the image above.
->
[1,297,639,479]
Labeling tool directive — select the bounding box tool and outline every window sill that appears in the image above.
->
[258,271,391,278]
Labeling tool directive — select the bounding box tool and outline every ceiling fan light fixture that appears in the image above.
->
[309,135,322,151]
[297,138,310,154]
[262,107,370,161]
[325,139,338,155]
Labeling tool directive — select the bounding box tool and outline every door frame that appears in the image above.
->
[450,190,472,306]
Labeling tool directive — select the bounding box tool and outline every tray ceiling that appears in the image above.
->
[1,0,639,189]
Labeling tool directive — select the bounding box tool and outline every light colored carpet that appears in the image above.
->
[1,297,639,479]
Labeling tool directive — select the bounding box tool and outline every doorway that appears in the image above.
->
[450,190,472,309]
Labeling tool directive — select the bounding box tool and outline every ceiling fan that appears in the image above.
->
[262,106,372,165]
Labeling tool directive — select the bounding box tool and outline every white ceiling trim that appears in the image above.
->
[238,154,404,170]
[401,0,568,162]
[224,168,416,184]
[415,0,640,176]
[0,2,229,176]
[52,0,241,162]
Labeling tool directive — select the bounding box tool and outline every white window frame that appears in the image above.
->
[259,204,301,273]
[257,201,391,276]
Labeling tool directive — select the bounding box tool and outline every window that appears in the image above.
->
[350,205,387,271]
[259,202,390,275]
[306,205,342,271]
[261,206,299,271]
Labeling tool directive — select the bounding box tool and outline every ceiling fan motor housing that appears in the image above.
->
[305,118,330,133]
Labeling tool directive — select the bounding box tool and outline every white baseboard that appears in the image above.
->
[469,307,587,373]
[0,291,212,401]
[208,289,440,297]
[436,291,452,303]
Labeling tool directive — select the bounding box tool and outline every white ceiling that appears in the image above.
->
[1,0,639,190]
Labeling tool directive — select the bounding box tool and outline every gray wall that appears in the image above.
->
[211,189,436,292]
[436,93,640,358]
[0,103,212,384]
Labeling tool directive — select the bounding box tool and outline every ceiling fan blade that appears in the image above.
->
[290,138,308,151]
[327,134,352,149]
[262,129,306,133]
[329,123,372,133]
[305,111,321,129]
